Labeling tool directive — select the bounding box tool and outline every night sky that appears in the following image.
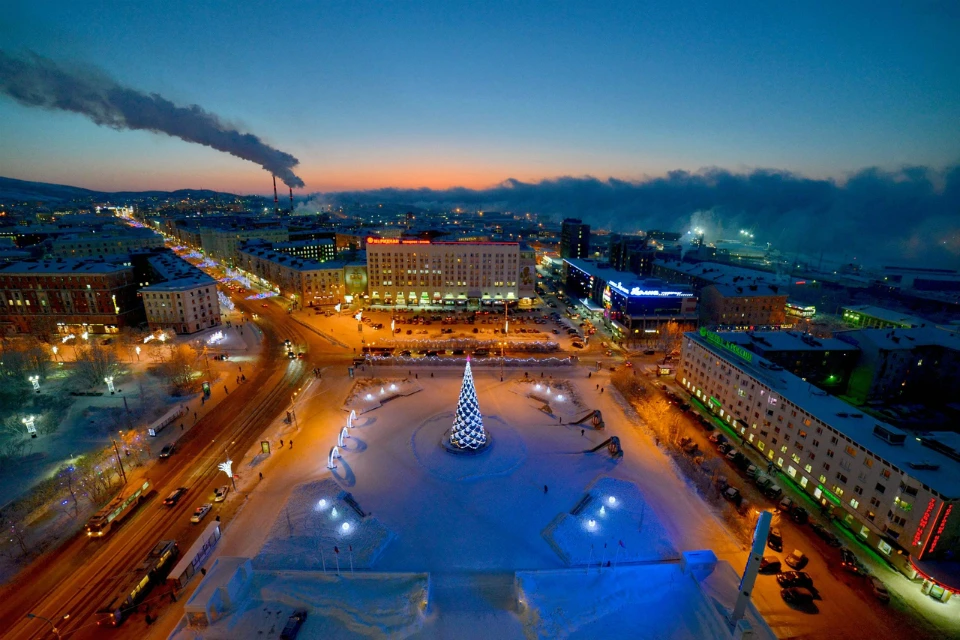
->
[2,1,958,193]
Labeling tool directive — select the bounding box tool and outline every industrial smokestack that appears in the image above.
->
[289,187,294,212]
[273,175,279,213]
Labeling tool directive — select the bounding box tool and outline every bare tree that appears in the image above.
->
[25,338,52,380]
[75,453,119,506]
[74,341,120,389]
[57,463,83,517]
[158,344,199,393]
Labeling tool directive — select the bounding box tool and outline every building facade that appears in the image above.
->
[236,244,344,305]
[841,305,929,330]
[48,229,164,259]
[136,250,221,334]
[677,328,959,588]
[272,238,336,263]
[365,238,528,307]
[0,259,143,334]
[559,218,590,259]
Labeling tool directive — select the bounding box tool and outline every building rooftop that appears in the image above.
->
[656,260,789,297]
[835,325,960,353]
[720,330,858,354]
[565,258,692,296]
[686,330,960,498]
[238,244,341,271]
[842,305,930,328]
[0,259,130,275]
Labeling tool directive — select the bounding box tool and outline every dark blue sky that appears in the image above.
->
[1,1,958,192]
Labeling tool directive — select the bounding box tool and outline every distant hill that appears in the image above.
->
[0,176,243,204]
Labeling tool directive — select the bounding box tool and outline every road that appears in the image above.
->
[2,296,346,640]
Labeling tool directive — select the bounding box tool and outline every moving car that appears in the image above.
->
[810,523,843,547]
[190,504,212,524]
[776,571,813,589]
[767,527,783,552]
[780,587,816,605]
[164,487,188,507]
[840,548,868,576]
[869,577,890,603]
[159,443,176,459]
[280,609,308,639]
[213,485,230,503]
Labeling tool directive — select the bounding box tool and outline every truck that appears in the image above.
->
[85,479,152,538]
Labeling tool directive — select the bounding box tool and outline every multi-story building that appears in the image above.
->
[559,218,590,260]
[677,328,960,593]
[197,227,289,266]
[272,238,336,263]
[135,250,221,334]
[365,238,529,307]
[0,259,143,334]
[654,261,789,328]
[704,329,859,394]
[564,259,698,342]
[236,243,344,305]
[48,228,164,259]
[836,326,960,406]
[841,305,929,330]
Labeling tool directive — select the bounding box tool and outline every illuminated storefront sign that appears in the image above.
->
[928,504,953,554]
[699,327,754,363]
[608,281,693,298]
[365,238,432,245]
[913,497,937,548]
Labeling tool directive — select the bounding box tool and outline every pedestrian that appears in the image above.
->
[236,376,240,384]
[596,384,599,390]
[559,416,563,424]
[241,374,246,381]
[581,428,585,437]
[431,372,434,378]
[180,423,184,431]
[588,372,592,378]
[601,387,604,393]
[289,440,293,449]
[416,373,419,379]
[224,385,229,394]
[543,485,548,494]
[259,472,263,481]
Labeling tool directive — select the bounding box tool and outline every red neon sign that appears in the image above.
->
[913,497,937,547]
[928,504,954,554]
[366,238,432,245]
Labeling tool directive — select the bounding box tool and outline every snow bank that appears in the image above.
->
[253,478,395,570]
[516,563,733,640]
[542,477,677,565]
[344,378,422,414]
[410,413,527,482]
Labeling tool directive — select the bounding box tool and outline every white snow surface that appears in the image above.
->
[516,564,733,640]
[253,478,394,570]
[344,378,422,414]
[542,477,677,565]
[411,413,526,482]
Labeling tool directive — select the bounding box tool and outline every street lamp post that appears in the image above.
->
[26,612,69,639]
[499,341,505,382]
[28,375,40,392]
[135,345,141,361]
[104,376,115,394]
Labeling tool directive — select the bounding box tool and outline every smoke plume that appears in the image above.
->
[317,165,960,268]
[0,50,304,188]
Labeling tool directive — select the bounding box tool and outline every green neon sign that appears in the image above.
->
[818,484,842,506]
[699,327,754,363]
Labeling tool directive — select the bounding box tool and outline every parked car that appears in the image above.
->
[717,443,733,455]
[723,487,741,505]
[159,443,176,459]
[164,487,188,507]
[213,485,230,503]
[781,587,816,605]
[681,440,699,455]
[759,556,782,574]
[709,433,727,445]
[778,497,794,512]
[762,484,783,500]
[869,577,890,603]
[280,609,308,640]
[767,527,784,552]
[776,571,813,589]
[810,523,843,547]
[785,549,809,570]
[190,503,213,524]
[745,464,759,479]
[791,507,809,525]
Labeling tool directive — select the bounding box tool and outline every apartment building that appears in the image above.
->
[365,238,533,307]
[136,250,221,334]
[48,228,164,259]
[236,243,344,304]
[677,328,959,594]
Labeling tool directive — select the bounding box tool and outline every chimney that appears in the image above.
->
[273,175,279,213]
[289,187,294,212]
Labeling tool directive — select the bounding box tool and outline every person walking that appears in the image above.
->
[259,472,263,481]
[543,485,548,494]
[289,440,293,449]
[601,387,604,394]
[280,439,284,448]
[180,423,184,431]
[224,385,229,394]
[581,428,585,437]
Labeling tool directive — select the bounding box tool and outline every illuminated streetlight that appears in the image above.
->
[28,375,40,392]
[218,457,237,491]
[25,613,70,639]
[135,346,141,361]
[21,415,37,437]
[104,376,115,393]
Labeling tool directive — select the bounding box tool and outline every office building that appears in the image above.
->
[678,328,960,590]
[841,305,929,330]
[365,238,532,307]
[272,238,336,263]
[559,218,590,259]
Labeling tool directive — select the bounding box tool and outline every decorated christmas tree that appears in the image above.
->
[450,357,487,450]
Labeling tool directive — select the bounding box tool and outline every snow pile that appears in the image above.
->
[542,477,677,565]
[344,378,422,414]
[516,564,732,640]
[411,413,527,482]
[253,479,395,571]
[176,567,429,640]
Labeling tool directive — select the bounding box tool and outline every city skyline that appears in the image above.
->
[2,1,959,194]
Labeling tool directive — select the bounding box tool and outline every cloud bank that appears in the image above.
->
[318,165,960,268]
[0,50,305,188]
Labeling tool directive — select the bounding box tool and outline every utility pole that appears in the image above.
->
[112,438,127,484]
